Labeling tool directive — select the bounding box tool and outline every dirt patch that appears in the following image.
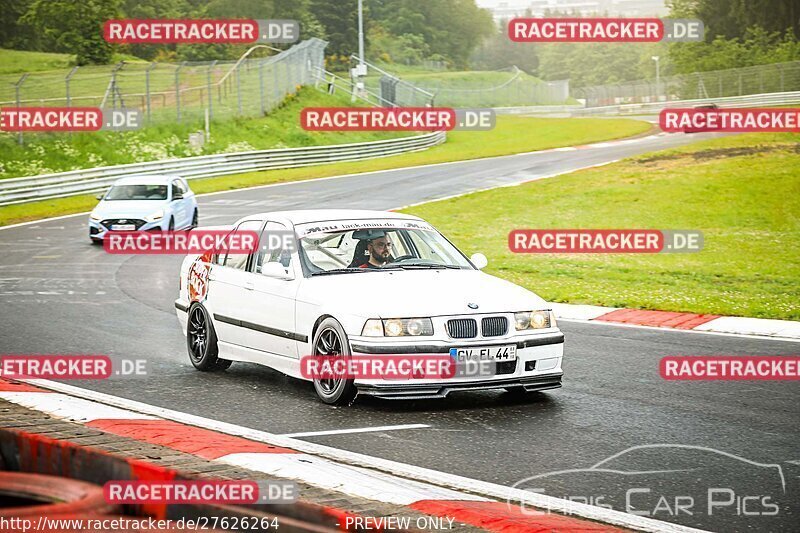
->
[636,144,797,164]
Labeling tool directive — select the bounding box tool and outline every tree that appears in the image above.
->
[309,0,359,57]
[22,0,122,65]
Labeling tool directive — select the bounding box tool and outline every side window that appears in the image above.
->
[178,180,189,195]
[255,222,294,274]
[222,220,263,270]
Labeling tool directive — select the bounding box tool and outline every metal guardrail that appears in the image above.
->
[0,131,446,206]
[571,91,800,116]
[498,91,800,117]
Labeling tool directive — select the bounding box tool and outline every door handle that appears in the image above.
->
[244,281,255,290]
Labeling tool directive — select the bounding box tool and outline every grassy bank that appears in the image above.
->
[402,133,800,320]
[0,88,406,179]
[0,115,650,226]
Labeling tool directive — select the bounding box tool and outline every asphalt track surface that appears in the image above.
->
[1,131,798,532]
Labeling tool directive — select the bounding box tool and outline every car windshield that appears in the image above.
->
[104,184,168,201]
[295,220,473,275]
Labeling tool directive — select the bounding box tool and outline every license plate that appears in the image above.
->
[110,224,136,231]
[450,344,516,362]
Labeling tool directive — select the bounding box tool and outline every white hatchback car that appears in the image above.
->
[89,175,198,243]
[175,210,564,404]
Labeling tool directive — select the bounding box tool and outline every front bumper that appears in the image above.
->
[89,219,164,240]
[357,373,563,399]
[350,330,564,399]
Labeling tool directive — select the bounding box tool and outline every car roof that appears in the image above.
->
[243,209,424,225]
[112,175,182,185]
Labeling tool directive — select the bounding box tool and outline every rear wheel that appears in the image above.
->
[168,217,174,231]
[191,209,198,228]
[186,303,231,371]
[312,318,357,405]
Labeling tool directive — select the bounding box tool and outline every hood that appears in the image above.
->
[305,268,548,318]
[91,199,168,220]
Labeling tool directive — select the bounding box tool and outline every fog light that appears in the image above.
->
[525,360,536,371]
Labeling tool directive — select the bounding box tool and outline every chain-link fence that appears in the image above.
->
[406,67,569,107]
[574,61,800,107]
[351,60,569,108]
[0,38,327,126]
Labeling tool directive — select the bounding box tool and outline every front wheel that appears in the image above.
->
[312,318,357,405]
[186,303,231,371]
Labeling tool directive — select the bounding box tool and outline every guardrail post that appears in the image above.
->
[13,74,28,145]
[207,60,217,120]
[175,62,186,122]
[145,62,157,122]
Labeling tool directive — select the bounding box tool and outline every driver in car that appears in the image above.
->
[358,231,393,269]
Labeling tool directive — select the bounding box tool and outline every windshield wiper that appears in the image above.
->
[393,263,462,270]
[310,268,370,276]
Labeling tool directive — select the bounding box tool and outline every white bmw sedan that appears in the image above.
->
[175,210,564,404]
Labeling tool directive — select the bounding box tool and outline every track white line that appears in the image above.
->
[280,423,430,438]
[17,378,710,533]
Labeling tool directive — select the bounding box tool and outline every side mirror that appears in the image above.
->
[261,262,294,280]
[470,252,488,270]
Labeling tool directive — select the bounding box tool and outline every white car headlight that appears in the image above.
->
[361,318,434,337]
[89,213,101,222]
[514,310,555,331]
[145,209,164,222]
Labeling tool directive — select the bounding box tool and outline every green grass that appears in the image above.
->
[0,115,650,226]
[0,48,145,75]
[401,133,800,321]
[0,87,406,178]
[0,49,75,74]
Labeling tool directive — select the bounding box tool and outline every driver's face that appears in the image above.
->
[368,236,392,264]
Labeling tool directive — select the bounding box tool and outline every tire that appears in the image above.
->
[311,318,357,405]
[0,472,118,517]
[90,238,102,245]
[186,303,231,371]
[168,217,175,231]
[191,209,199,228]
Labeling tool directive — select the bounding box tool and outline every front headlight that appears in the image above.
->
[361,318,434,337]
[145,209,164,222]
[89,213,101,222]
[514,310,555,331]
